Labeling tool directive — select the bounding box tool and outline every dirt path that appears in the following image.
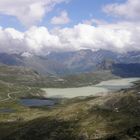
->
[0,91,19,102]
[0,87,32,102]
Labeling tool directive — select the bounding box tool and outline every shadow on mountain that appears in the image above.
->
[112,63,140,77]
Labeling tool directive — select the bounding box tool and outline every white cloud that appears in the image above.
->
[51,10,70,25]
[0,22,140,55]
[0,0,67,26]
[24,26,61,53]
[0,27,25,53]
[1,0,140,55]
[52,23,135,52]
[103,0,140,21]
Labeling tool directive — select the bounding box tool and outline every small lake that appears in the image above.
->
[0,108,15,113]
[20,99,55,107]
[42,78,140,98]
[19,78,140,107]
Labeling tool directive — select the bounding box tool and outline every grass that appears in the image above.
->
[0,65,139,139]
[0,65,119,88]
[0,91,140,140]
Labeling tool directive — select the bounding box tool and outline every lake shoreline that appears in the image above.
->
[42,78,140,98]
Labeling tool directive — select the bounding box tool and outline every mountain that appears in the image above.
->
[0,53,23,66]
[117,51,140,63]
[112,63,140,77]
[0,52,140,140]
[0,49,140,76]
[46,49,119,74]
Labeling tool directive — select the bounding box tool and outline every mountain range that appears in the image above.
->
[0,49,140,77]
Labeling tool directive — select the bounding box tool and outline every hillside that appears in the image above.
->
[0,83,140,140]
[0,59,139,140]
[0,65,119,105]
[0,65,118,88]
[62,70,118,87]
[0,65,47,101]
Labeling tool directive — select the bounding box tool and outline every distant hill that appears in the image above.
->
[0,65,118,88]
[0,49,140,77]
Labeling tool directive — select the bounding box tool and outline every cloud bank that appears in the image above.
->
[0,22,140,55]
[0,0,140,55]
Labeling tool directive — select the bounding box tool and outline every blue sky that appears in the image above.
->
[0,0,126,30]
[0,0,140,54]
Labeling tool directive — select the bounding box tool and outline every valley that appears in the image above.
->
[1,0,140,139]
[0,64,139,140]
[0,50,140,140]
[1,81,140,140]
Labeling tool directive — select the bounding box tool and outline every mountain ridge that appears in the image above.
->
[0,49,140,76]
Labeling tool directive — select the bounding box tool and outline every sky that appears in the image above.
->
[0,0,140,55]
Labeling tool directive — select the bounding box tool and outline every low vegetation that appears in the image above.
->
[0,88,140,139]
[0,65,119,88]
[0,65,140,140]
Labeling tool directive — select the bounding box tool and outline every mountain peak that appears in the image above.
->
[21,52,33,58]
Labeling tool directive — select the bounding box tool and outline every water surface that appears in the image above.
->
[0,108,15,113]
[20,99,55,107]
[42,78,140,98]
